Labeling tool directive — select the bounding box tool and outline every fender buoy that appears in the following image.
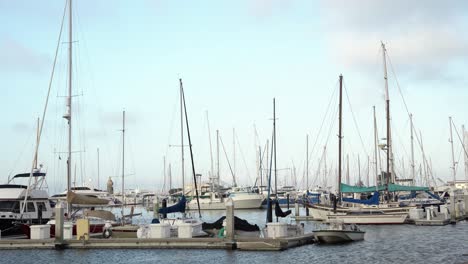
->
[217,227,225,238]
[102,228,112,239]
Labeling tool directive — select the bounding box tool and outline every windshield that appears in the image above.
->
[0,201,20,212]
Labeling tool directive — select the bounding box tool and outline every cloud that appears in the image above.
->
[319,0,468,80]
[0,38,50,73]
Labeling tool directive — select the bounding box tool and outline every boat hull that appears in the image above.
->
[326,214,408,224]
[314,230,365,243]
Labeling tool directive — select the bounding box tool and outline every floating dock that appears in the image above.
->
[0,234,315,251]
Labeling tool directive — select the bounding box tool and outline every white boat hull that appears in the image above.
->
[314,230,365,243]
[326,214,408,224]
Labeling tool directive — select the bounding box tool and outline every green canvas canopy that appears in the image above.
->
[340,183,429,193]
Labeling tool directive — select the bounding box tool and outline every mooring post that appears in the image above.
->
[286,194,290,210]
[162,199,167,219]
[225,198,235,240]
[54,204,64,246]
[295,202,300,217]
[450,190,456,224]
[153,196,159,219]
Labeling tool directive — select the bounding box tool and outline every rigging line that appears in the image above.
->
[324,102,339,148]
[21,0,68,216]
[235,132,252,185]
[386,52,431,168]
[219,134,237,187]
[165,90,179,157]
[451,118,468,158]
[343,82,370,157]
[308,80,339,169]
[391,118,409,159]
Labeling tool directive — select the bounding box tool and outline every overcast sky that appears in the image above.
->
[1,0,467,194]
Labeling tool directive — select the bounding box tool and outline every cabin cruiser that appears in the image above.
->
[314,219,365,243]
[0,170,53,235]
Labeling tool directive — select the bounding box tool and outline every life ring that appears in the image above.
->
[102,228,112,239]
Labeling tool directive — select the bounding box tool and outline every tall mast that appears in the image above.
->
[163,156,166,192]
[463,125,468,184]
[306,134,309,191]
[382,42,392,197]
[180,79,201,216]
[410,114,415,183]
[206,111,214,185]
[358,155,361,185]
[122,110,125,211]
[168,163,172,191]
[179,79,185,195]
[273,98,277,202]
[97,148,100,189]
[217,130,220,194]
[373,106,379,186]
[233,128,236,181]
[366,155,370,186]
[64,0,73,215]
[449,117,456,185]
[338,74,343,200]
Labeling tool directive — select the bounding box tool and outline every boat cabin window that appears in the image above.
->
[0,201,20,212]
[22,202,35,212]
[37,202,47,211]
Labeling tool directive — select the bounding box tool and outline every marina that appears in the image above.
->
[2,0,468,263]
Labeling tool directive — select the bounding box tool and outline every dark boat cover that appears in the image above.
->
[342,191,380,205]
[202,216,260,232]
[158,196,186,214]
[274,200,291,217]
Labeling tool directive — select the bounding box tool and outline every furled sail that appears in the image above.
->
[66,191,109,205]
[342,192,380,205]
[274,200,291,218]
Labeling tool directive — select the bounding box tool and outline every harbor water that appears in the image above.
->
[3,208,468,264]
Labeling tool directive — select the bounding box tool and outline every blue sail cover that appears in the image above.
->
[158,196,186,214]
[342,192,380,205]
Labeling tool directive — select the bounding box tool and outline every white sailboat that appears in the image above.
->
[308,66,409,224]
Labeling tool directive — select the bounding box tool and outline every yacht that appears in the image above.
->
[0,170,53,235]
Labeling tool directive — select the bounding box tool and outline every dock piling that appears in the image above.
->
[225,198,234,240]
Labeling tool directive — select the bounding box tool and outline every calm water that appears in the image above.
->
[3,208,468,264]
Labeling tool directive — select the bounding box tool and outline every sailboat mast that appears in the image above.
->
[410,114,415,183]
[206,111,214,184]
[65,0,73,215]
[180,79,201,216]
[179,79,185,195]
[449,117,456,185]
[122,110,125,208]
[217,130,220,194]
[306,134,309,191]
[97,148,100,189]
[373,106,379,186]
[463,125,468,183]
[382,42,392,197]
[273,98,277,201]
[338,74,343,200]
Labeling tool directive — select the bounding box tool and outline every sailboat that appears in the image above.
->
[22,0,119,238]
[187,130,264,210]
[307,72,409,224]
[154,79,205,237]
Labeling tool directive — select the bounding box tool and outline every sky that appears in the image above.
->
[1,0,467,195]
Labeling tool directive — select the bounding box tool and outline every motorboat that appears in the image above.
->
[0,170,53,235]
[314,220,365,244]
